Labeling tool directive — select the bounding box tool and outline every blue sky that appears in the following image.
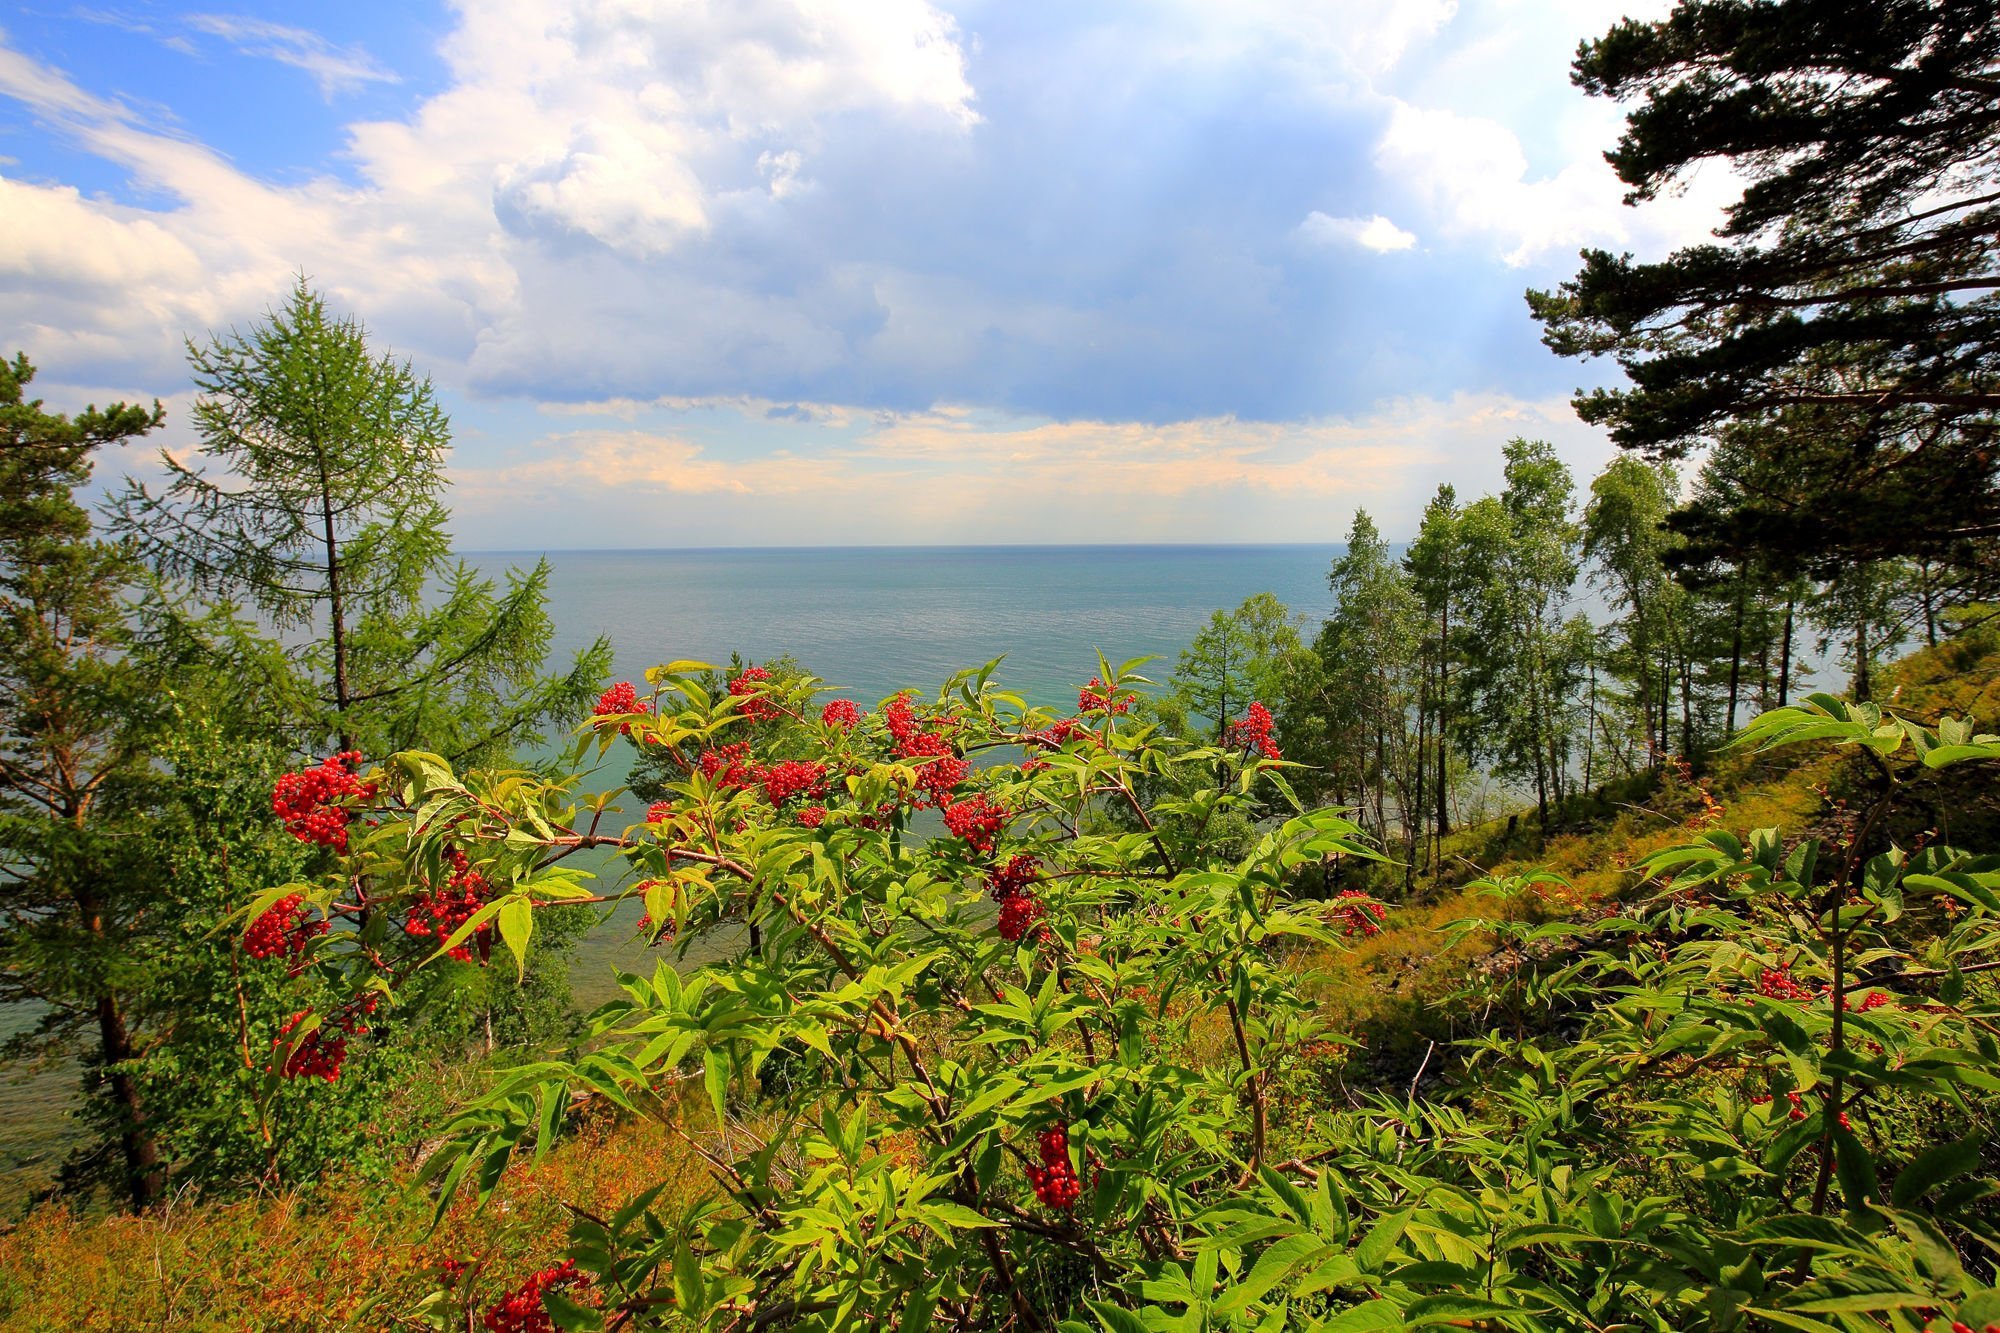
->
[0,0,1736,547]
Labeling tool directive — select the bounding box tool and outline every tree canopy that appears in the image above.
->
[1528,0,2000,570]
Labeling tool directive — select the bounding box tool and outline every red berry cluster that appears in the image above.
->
[1332,889,1386,939]
[882,695,972,807]
[796,804,829,829]
[820,699,862,729]
[270,995,378,1082]
[998,893,1048,944]
[698,742,764,791]
[986,854,1041,902]
[436,1256,470,1287]
[271,752,376,851]
[883,695,921,746]
[944,793,1006,853]
[1950,1320,2000,1333]
[646,800,675,824]
[405,848,492,963]
[1755,965,1825,1002]
[242,893,327,974]
[593,682,650,737]
[594,681,638,716]
[1026,1124,1082,1210]
[1227,703,1281,760]
[1078,678,1129,714]
[763,760,829,806]
[987,853,1048,944]
[728,665,779,722]
[1853,990,1892,1013]
[483,1260,591,1333]
[1027,718,1087,751]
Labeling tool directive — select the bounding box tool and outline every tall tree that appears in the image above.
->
[1584,456,1685,765]
[1318,510,1423,861]
[1528,0,2000,570]
[1405,486,1472,855]
[116,279,609,764]
[1464,441,1588,830]
[1172,593,1300,743]
[0,353,169,1207]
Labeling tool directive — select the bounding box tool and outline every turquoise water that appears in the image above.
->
[473,545,1343,708]
[1,544,1343,1206]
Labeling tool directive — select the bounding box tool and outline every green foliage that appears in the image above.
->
[271,643,2000,1329]
[0,353,173,1206]
[114,277,611,763]
[1527,0,2000,573]
[1172,593,1302,742]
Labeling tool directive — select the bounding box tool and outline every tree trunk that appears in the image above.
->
[1778,596,1795,706]
[1412,655,1429,881]
[1679,647,1694,760]
[318,472,353,754]
[1854,617,1871,701]
[1920,559,1938,647]
[1434,606,1450,843]
[94,990,161,1208]
[1726,578,1746,734]
[1583,655,1597,794]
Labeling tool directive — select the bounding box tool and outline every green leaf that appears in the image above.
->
[1354,1209,1410,1273]
[543,1290,602,1330]
[1892,1135,1985,1209]
[1088,1300,1152,1333]
[498,896,533,978]
[703,1048,729,1127]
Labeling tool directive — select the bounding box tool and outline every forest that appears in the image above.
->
[2,0,1999,1328]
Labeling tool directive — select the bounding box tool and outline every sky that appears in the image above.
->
[0,0,1738,548]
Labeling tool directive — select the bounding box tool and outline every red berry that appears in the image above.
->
[483,1260,591,1333]
[728,666,779,722]
[1226,703,1281,760]
[271,752,376,851]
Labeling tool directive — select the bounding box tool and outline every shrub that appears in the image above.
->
[248,664,2000,1330]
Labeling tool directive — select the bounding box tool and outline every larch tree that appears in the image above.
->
[1172,593,1301,743]
[115,279,610,766]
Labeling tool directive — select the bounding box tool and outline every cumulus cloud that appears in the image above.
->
[1374,98,1737,266]
[0,0,980,387]
[4,0,1691,542]
[1297,211,1416,252]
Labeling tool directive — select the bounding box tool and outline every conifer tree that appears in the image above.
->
[1529,0,2000,570]
[0,353,169,1206]
[1172,593,1299,743]
[116,279,610,764]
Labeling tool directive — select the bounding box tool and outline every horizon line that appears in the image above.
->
[457,540,1360,555]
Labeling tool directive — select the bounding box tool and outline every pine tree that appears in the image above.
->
[0,353,170,1207]
[1528,0,2000,570]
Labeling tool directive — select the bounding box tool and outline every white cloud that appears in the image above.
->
[1374,98,1737,266]
[448,390,1614,546]
[1297,211,1416,252]
[0,0,980,389]
[185,15,400,98]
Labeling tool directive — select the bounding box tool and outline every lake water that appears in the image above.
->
[0,544,1344,1207]
[483,545,1343,709]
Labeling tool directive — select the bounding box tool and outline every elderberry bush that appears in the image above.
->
[241,665,2000,1332]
